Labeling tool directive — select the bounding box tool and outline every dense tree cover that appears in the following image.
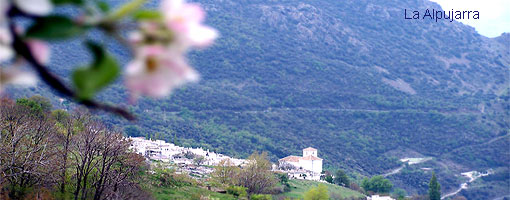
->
[428,173,441,200]
[361,175,393,194]
[6,0,509,196]
[0,98,148,199]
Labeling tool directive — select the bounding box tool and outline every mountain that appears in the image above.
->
[6,0,509,198]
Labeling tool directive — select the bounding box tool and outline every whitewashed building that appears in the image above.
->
[367,195,395,200]
[128,137,247,166]
[279,147,323,173]
[278,147,323,180]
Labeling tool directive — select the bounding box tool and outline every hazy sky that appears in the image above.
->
[430,0,510,38]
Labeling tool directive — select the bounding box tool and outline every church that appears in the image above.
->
[278,147,323,174]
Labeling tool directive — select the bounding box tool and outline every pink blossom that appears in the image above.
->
[161,0,218,49]
[125,45,199,100]
[27,39,50,64]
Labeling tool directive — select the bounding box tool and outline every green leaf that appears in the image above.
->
[25,16,86,40]
[51,0,83,5]
[97,1,110,12]
[133,10,163,20]
[107,0,146,21]
[72,42,120,100]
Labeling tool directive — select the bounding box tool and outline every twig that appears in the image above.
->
[8,8,136,121]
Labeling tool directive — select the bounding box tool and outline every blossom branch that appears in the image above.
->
[8,19,136,120]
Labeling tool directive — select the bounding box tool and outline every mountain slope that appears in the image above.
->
[6,0,509,197]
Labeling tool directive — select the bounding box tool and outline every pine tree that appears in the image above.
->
[428,172,441,200]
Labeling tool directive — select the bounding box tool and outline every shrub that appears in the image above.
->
[250,194,272,200]
[226,186,247,197]
[304,184,329,200]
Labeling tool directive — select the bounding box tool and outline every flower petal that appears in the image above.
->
[187,24,218,47]
[0,45,14,62]
[125,46,199,100]
[15,0,53,16]
[27,39,50,64]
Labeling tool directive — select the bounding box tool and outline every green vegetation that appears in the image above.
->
[7,0,509,197]
[226,186,247,198]
[325,175,334,184]
[277,180,364,199]
[334,170,351,187]
[361,175,393,194]
[250,194,272,200]
[459,167,510,199]
[304,184,329,200]
[151,186,236,200]
[428,172,441,200]
[148,167,236,199]
[0,98,148,199]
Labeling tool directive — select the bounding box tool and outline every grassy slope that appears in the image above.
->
[150,179,364,200]
[151,186,237,200]
[277,180,365,199]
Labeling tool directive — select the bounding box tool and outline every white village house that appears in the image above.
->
[130,137,327,182]
[128,137,247,166]
[367,195,395,200]
[278,147,323,180]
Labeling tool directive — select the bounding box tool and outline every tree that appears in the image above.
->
[236,152,277,194]
[304,184,329,200]
[277,173,291,192]
[212,159,239,185]
[428,172,441,200]
[16,98,44,115]
[183,151,196,159]
[52,109,77,194]
[325,175,334,184]
[278,162,297,171]
[392,188,407,200]
[334,170,350,186]
[28,95,52,112]
[349,182,362,193]
[71,120,103,200]
[193,156,206,166]
[0,99,59,198]
[361,175,393,194]
[0,98,147,199]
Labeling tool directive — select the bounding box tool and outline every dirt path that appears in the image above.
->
[441,170,494,199]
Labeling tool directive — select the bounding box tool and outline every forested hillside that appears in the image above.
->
[6,0,509,197]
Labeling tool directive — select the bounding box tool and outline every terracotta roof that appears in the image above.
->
[279,156,301,162]
[279,155,323,162]
[303,147,317,151]
[301,155,322,161]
